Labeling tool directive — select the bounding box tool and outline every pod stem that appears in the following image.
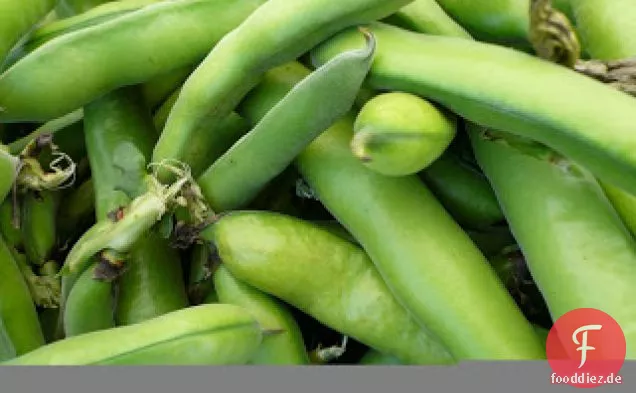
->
[11,250,61,309]
[575,57,636,97]
[475,127,580,175]
[14,134,77,192]
[309,336,349,364]
[529,0,581,67]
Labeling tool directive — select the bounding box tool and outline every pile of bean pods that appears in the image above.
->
[1,0,636,366]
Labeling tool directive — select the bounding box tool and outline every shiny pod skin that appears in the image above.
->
[470,125,636,358]
[4,304,262,365]
[214,265,309,365]
[63,262,114,337]
[310,23,636,197]
[296,115,544,360]
[152,0,412,180]
[0,0,268,122]
[114,229,189,326]
[204,211,455,365]
[384,0,471,38]
[0,0,56,64]
[351,91,457,176]
[198,31,375,211]
[570,0,636,60]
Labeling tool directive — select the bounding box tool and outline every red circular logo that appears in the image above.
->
[546,308,626,388]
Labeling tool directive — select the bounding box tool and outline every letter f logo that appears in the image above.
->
[572,324,603,368]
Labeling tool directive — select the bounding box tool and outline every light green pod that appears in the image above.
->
[469,125,636,358]
[152,0,412,181]
[0,318,16,361]
[384,0,471,38]
[214,265,309,365]
[0,0,56,64]
[64,262,114,337]
[4,0,164,70]
[310,22,636,197]
[0,0,268,122]
[204,211,455,365]
[4,304,262,365]
[434,0,530,44]
[570,0,636,60]
[197,30,376,212]
[351,92,457,176]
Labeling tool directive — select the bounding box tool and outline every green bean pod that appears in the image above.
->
[4,304,263,365]
[237,60,541,359]
[0,235,45,355]
[296,116,544,360]
[152,0,412,180]
[153,90,250,178]
[359,350,402,365]
[570,0,636,60]
[0,0,56,64]
[4,0,163,70]
[351,91,457,176]
[384,0,471,38]
[21,190,59,266]
[0,147,19,202]
[310,22,636,197]
[0,318,16,361]
[204,211,454,365]
[83,87,188,327]
[420,152,505,229]
[214,265,310,365]
[63,262,114,337]
[469,125,636,358]
[197,30,375,212]
[115,229,188,326]
[0,0,268,122]
[434,0,530,44]
[565,0,636,238]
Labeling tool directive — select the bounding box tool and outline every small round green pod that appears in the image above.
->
[351,92,456,176]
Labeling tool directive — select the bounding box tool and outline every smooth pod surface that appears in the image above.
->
[64,262,115,337]
[152,0,412,178]
[352,91,456,176]
[296,115,544,360]
[198,30,375,211]
[205,211,455,365]
[0,0,268,122]
[4,304,263,365]
[470,126,636,358]
[0,0,56,64]
[311,23,636,197]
